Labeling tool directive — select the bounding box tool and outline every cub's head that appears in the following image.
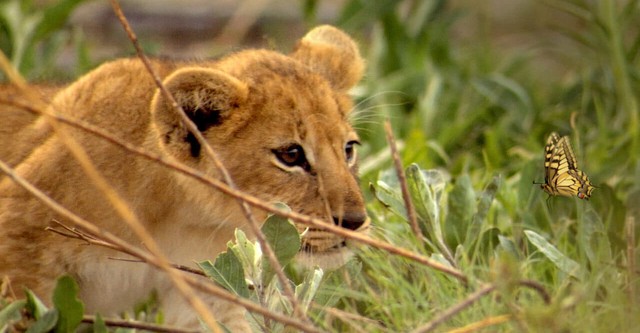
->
[151,25,369,268]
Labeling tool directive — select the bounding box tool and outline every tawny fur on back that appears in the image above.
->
[0,84,60,169]
[0,25,369,332]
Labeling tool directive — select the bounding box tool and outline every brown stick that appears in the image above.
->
[518,280,551,305]
[445,314,511,333]
[82,315,199,333]
[383,120,421,240]
[411,284,497,333]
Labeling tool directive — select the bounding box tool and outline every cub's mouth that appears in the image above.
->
[296,217,371,270]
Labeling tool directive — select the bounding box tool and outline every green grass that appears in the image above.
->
[322,0,640,332]
[2,0,639,332]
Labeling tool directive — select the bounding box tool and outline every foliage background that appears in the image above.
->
[1,0,639,332]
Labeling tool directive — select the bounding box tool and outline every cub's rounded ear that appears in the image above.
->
[292,25,364,91]
[151,67,248,158]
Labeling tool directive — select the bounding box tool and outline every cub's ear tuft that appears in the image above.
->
[151,67,248,158]
[292,25,364,91]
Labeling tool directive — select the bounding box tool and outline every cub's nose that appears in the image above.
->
[333,211,367,231]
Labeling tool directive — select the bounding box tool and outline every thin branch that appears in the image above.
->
[411,284,497,333]
[384,120,457,267]
[0,97,469,284]
[411,278,551,333]
[108,0,306,324]
[518,280,551,305]
[82,315,198,333]
[0,160,323,333]
[108,257,206,277]
[318,305,385,332]
[444,314,511,333]
[383,120,421,240]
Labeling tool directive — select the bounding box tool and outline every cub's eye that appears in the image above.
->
[345,140,359,163]
[273,144,310,171]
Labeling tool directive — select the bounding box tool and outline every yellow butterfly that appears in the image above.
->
[536,132,595,200]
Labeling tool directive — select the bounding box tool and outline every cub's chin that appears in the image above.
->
[295,218,370,270]
[296,241,355,270]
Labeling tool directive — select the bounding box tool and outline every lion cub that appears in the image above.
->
[0,25,369,331]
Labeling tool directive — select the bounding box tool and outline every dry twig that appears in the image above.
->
[383,120,421,240]
[444,314,511,333]
[411,284,497,333]
[82,315,199,333]
[518,280,551,305]
[411,278,551,333]
[383,120,457,267]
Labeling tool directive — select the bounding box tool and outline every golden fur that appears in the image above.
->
[0,25,368,331]
[0,84,60,169]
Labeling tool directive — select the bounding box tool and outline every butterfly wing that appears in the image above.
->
[571,169,596,200]
[542,133,561,188]
[559,135,580,170]
[540,132,595,200]
[552,169,582,197]
[541,132,565,196]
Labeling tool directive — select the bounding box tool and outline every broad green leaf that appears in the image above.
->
[198,250,250,298]
[52,275,84,333]
[406,164,453,260]
[406,164,445,233]
[25,289,48,319]
[370,181,407,219]
[444,174,476,247]
[0,300,26,331]
[261,204,301,284]
[228,229,259,282]
[525,230,582,279]
[371,168,408,220]
[25,309,58,333]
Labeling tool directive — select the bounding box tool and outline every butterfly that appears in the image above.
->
[535,132,595,200]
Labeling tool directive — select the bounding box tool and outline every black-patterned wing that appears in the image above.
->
[559,135,580,170]
[539,132,595,200]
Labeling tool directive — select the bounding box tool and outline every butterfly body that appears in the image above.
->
[539,132,595,200]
